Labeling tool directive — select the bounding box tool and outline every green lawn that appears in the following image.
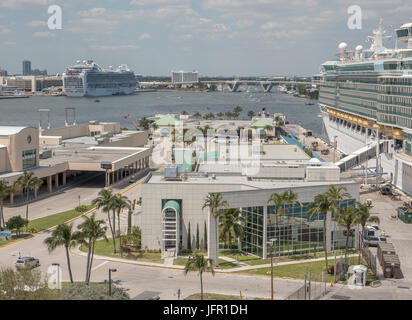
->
[174,257,237,269]
[0,233,32,248]
[81,239,163,264]
[27,205,95,232]
[185,293,244,300]
[238,256,360,283]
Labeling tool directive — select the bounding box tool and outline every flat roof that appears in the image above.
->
[147,172,356,190]
[0,126,27,136]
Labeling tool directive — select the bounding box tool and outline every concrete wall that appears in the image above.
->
[107,131,148,148]
[7,127,39,172]
[0,147,9,172]
[42,124,89,140]
[39,135,62,145]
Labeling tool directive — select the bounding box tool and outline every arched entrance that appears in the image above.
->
[162,200,180,256]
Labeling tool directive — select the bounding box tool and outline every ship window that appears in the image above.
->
[397,29,409,38]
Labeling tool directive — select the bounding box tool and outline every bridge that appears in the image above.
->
[336,141,390,172]
[139,79,315,93]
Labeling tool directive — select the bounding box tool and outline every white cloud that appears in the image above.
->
[177,34,193,41]
[25,20,47,27]
[3,41,16,46]
[77,8,107,17]
[33,31,56,38]
[139,33,151,40]
[130,0,188,6]
[234,19,254,29]
[0,0,53,8]
[0,25,12,34]
[89,44,138,51]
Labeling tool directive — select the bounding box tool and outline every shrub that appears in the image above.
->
[6,216,28,236]
[75,205,90,214]
[61,282,130,300]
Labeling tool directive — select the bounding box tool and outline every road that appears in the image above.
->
[0,170,304,300]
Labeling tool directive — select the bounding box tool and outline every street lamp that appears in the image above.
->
[108,268,117,296]
[333,136,338,163]
[268,238,277,300]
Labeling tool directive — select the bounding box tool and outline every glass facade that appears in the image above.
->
[240,199,356,259]
[22,149,36,169]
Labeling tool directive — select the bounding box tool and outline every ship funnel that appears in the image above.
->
[338,42,347,60]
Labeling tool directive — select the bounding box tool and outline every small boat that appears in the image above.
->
[95,99,100,102]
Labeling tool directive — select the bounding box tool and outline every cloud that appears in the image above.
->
[130,0,189,6]
[89,44,138,51]
[234,19,254,28]
[3,41,16,46]
[33,31,56,38]
[25,20,47,27]
[0,25,11,34]
[77,8,107,17]
[0,0,53,8]
[81,18,118,26]
[176,34,193,41]
[139,33,151,40]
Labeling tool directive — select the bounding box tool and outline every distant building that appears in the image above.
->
[32,69,48,76]
[171,70,199,83]
[0,75,63,92]
[22,60,31,76]
[0,69,7,76]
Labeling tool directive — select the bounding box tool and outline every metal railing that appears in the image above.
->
[285,269,328,300]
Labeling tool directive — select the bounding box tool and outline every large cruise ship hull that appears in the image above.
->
[320,106,412,194]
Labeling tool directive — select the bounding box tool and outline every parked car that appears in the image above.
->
[365,225,385,237]
[15,257,40,269]
[363,236,387,247]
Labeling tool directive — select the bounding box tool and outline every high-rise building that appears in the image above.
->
[22,60,31,76]
[171,70,199,83]
[0,69,7,76]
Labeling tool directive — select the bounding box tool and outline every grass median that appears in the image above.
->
[80,239,164,264]
[27,205,95,232]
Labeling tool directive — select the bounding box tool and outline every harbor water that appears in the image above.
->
[0,90,323,135]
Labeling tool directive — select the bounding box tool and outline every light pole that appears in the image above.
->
[78,195,81,207]
[108,268,117,296]
[268,238,276,300]
[333,136,338,163]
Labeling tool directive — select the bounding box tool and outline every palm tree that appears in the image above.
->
[92,189,117,253]
[0,180,11,228]
[308,185,350,272]
[184,254,215,300]
[202,193,228,266]
[354,201,380,236]
[217,112,224,119]
[219,209,245,251]
[267,190,301,255]
[113,194,131,258]
[16,172,43,232]
[334,207,357,267]
[44,223,80,283]
[77,213,107,284]
[247,110,255,119]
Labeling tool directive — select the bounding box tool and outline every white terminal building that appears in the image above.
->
[140,120,360,264]
[171,70,199,83]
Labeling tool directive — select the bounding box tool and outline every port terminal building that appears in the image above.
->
[141,142,359,262]
[0,122,151,204]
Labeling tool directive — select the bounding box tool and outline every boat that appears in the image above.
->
[63,60,137,97]
[319,19,412,194]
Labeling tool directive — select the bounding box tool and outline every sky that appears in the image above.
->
[0,0,411,76]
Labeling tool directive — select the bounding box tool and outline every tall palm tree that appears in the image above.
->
[113,194,131,258]
[308,185,350,272]
[334,207,357,267]
[0,180,11,228]
[355,201,380,235]
[184,254,215,300]
[92,189,117,253]
[77,213,107,284]
[202,193,228,266]
[247,110,255,119]
[219,209,245,251]
[44,223,80,283]
[16,172,43,232]
[268,189,302,255]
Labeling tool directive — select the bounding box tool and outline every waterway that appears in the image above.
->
[0,89,323,135]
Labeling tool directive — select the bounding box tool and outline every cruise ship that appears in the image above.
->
[319,20,412,195]
[63,60,137,97]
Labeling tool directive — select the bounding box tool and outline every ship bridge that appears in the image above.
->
[336,140,391,172]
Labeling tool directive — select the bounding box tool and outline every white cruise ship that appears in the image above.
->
[63,60,137,97]
[319,20,412,195]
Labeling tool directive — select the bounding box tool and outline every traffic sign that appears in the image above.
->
[0,230,12,238]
